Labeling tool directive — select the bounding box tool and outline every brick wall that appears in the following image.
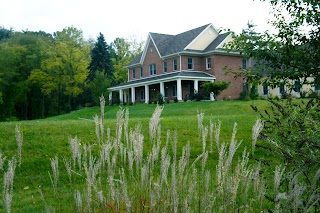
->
[208,55,245,100]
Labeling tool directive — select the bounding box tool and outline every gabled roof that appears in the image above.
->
[127,23,232,67]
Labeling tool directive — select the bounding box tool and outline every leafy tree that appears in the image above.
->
[201,81,230,100]
[30,27,90,113]
[0,26,12,41]
[88,33,113,82]
[226,0,320,92]
[89,71,111,104]
[111,37,143,84]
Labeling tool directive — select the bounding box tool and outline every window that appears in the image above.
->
[173,59,177,71]
[294,79,300,93]
[262,85,268,95]
[132,69,135,79]
[149,64,156,75]
[163,61,167,73]
[188,57,194,70]
[206,57,211,70]
[140,90,145,100]
[172,85,177,97]
[242,58,247,69]
[140,68,143,78]
[279,83,285,96]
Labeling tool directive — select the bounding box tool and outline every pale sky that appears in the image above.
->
[1,0,274,43]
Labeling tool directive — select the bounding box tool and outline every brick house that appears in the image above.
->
[108,23,245,103]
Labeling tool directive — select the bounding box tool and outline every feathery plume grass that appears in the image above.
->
[99,95,105,143]
[149,105,163,143]
[69,136,81,170]
[15,125,23,167]
[252,118,264,157]
[214,119,221,149]
[3,157,17,213]
[197,109,204,141]
[93,115,100,144]
[50,155,59,193]
[74,189,82,212]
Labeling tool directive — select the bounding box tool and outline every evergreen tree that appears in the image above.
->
[88,33,114,83]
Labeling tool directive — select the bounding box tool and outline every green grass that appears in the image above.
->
[0,100,272,212]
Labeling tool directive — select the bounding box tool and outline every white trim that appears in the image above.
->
[139,34,162,66]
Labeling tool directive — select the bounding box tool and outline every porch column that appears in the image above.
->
[131,87,136,103]
[194,80,199,93]
[145,84,149,104]
[119,89,123,103]
[108,91,112,105]
[177,79,182,101]
[124,90,128,103]
[160,82,165,97]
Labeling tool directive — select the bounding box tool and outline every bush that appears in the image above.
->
[252,98,320,178]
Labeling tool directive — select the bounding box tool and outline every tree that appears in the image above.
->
[201,81,230,100]
[226,0,320,92]
[88,33,113,82]
[30,27,90,113]
[111,37,143,84]
[89,71,111,104]
[0,26,12,41]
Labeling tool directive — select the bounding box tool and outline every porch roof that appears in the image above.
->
[109,71,215,91]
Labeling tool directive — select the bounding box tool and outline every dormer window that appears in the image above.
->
[149,64,156,75]
[188,57,194,70]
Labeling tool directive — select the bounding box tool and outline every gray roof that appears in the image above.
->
[109,71,215,90]
[127,24,231,67]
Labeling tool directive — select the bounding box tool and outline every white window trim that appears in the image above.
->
[206,57,211,70]
[262,85,269,96]
[149,64,156,76]
[173,59,177,71]
[132,69,135,79]
[163,61,167,73]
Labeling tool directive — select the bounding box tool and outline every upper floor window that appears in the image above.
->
[132,69,135,79]
[140,67,143,78]
[242,58,247,69]
[206,57,211,70]
[149,64,156,75]
[173,59,177,71]
[163,61,167,73]
[188,57,194,70]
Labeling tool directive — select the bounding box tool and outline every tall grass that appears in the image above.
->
[1,98,319,212]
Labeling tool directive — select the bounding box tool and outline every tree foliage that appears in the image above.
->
[201,81,230,99]
[111,37,143,84]
[88,33,113,82]
[226,0,320,92]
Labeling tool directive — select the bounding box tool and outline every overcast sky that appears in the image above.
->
[1,0,274,43]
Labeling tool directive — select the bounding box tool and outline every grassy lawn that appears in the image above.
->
[0,100,273,212]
